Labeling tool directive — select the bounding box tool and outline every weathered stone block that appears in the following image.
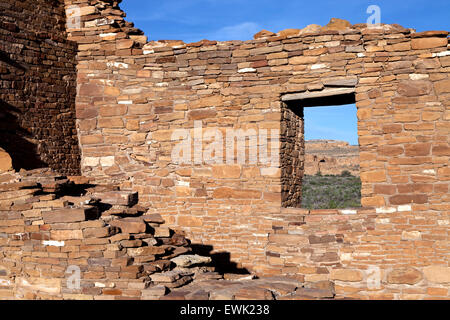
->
[83,226,119,238]
[279,29,301,37]
[116,39,135,50]
[405,143,432,156]
[127,246,166,257]
[411,37,447,49]
[360,170,386,183]
[289,56,318,65]
[434,79,450,94]
[42,207,99,224]
[94,191,138,206]
[423,266,450,283]
[391,194,428,205]
[0,148,12,173]
[110,218,146,234]
[330,269,363,282]
[387,268,423,284]
[188,109,217,120]
[212,165,241,179]
[50,230,83,240]
[253,29,276,39]
[79,84,103,96]
[401,230,422,241]
[178,216,203,227]
[397,80,432,96]
[321,18,351,31]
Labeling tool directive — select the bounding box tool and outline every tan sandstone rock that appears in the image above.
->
[321,18,351,31]
[330,269,363,282]
[254,30,276,39]
[278,29,302,37]
[171,255,212,267]
[397,80,432,97]
[423,266,450,283]
[411,37,448,50]
[387,267,423,285]
[300,24,322,34]
[0,148,13,173]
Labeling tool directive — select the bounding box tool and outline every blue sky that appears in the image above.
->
[304,105,358,145]
[121,0,449,145]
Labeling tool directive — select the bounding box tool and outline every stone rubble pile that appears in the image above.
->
[0,168,216,299]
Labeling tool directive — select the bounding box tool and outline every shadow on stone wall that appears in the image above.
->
[190,244,251,275]
[0,99,47,170]
[0,50,27,72]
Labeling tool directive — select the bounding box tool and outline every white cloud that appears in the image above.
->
[209,22,260,41]
[171,21,261,43]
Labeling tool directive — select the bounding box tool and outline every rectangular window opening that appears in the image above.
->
[281,91,361,210]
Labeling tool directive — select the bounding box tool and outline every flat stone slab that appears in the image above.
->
[171,255,212,268]
[157,277,336,301]
[110,217,147,234]
[322,77,358,87]
[0,188,39,201]
[92,191,138,206]
[143,213,165,224]
[151,269,194,283]
[142,285,168,299]
[42,206,99,224]
[0,181,38,192]
[127,246,166,257]
[281,87,355,101]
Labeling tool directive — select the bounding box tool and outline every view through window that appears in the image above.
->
[302,102,361,209]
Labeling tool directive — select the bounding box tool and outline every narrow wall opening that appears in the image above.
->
[281,89,361,209]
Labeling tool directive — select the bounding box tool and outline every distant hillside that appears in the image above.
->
[304,140,359,176]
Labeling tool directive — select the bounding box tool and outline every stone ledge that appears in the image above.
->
[281,88,356,102]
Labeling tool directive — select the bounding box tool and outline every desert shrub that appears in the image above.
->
[301,175,361,210]
[340,170,352,177]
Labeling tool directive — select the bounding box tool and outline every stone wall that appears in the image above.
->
[281,103,304,207]
[1,0,447,299]
[0,0,80,174]
[63,0,282,270]
[264,207,449,299]
[63,0,449,276]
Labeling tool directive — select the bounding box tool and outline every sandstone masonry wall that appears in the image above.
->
[1,0,447,299]
[0,0,80,174]
[281,103,304,207]
[265,207,449,299]
[63,0,449,275]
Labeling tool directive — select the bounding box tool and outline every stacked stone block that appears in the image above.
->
[0,169,215,299]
